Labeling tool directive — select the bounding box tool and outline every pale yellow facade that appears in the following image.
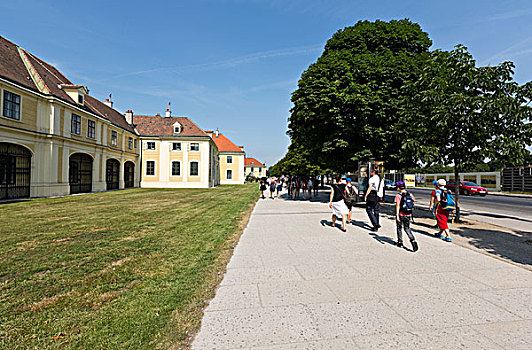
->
[140,137,220,188]
[245,165,266,178]
[0,78,140,199]
[220,153,245,185]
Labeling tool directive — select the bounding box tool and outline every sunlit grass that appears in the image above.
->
[0,184,258,349]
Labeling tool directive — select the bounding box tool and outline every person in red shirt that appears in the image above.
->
[394,181,418,252]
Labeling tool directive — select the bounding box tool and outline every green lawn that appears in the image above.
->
[0,184,258,349]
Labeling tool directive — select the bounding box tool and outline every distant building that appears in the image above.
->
[206,129,245,185]
[133,112,220,188]
[244,158,266,178]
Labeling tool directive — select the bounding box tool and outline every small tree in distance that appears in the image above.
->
[403,45,532,221]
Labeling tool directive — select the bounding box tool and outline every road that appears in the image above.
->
[396,188,532,232]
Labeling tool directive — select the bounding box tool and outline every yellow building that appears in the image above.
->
[244,157,266,179]
[205,130,245,185]
[0,36,140,200]
[133,113,220,188]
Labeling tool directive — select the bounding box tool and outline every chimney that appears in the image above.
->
[215,128,219,137]
[104,93,113,108]
[165,102,171,118]
[125,110,133,124]
[238,146,244,150]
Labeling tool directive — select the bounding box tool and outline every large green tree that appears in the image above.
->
[288,19,432,172]
[403,45,532,219]
[269,145,324,177]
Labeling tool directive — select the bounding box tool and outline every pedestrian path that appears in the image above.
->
[192,190,532,349]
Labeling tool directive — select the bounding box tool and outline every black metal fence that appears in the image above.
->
[502,166,532,192]
[0,143,31,200]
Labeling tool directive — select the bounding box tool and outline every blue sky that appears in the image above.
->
[2,0,532,165]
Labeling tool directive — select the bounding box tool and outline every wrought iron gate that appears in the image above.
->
[69,153,92,194]
[106,159,120,190]
[0,143,31,200]
[124,161,134,188]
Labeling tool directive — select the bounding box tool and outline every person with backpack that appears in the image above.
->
[428,180,439,228]
[394,181,418,251]
[301,178,308,199]
[269,178,276,199]
[435,178,454,242]
[364,168,384,231]
[329,174,349,232]
[344,178,358,223]
[259,180,267,199]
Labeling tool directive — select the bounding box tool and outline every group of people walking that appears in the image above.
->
[328,169,456,252]
[259,176,321,200]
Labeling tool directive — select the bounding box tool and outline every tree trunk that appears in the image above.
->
[454,164,461,222]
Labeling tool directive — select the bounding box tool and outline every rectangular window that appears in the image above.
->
[111,130,118,146]
[146,141,156,150]
[171,161,181,176]
[227,156,233,164]
[128,137,133,150]
[146,161,155,176]
[71,114,81,135]
[227,169,233,180]
[87,120,95,138]
[172,142,181,151]
[3,91,21,120]
[134,139,138,148]
[78,95,84,104]
[190,143,199,151]
[190,161,199,176]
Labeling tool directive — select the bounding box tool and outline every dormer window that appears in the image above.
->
[59,84,88,106]
[173,122,182,134]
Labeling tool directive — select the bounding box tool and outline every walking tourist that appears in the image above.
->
[276,179,283,198]
[313,177,319,196]
[435,179,453,242]
[259,180,267,199]
[302,178,308,199]
[269,178,276,199]
[428,180,439,227]
[364,169,384,231]
[329,175,348,232]
[307,178,313,199]
[295,178,301,199]
[394,181,418,251]
[344,178,358,223]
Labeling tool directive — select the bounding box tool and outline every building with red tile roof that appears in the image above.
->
[205,130,245,184]
[0,35,140,199]
[244,157,266,178]
[133,112,220,188]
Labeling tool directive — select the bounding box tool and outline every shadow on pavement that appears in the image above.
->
[461,211,532,223]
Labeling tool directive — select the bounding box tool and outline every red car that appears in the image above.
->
[446,180,488,196]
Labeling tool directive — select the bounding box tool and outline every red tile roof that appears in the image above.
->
[211,133,244,153]
[245,158,265,166]
[0,35,135,133]
[133,115,208,137]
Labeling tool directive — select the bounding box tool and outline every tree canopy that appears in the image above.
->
[287,19,432,172]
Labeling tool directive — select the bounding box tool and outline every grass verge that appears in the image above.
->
[0,184,258,349]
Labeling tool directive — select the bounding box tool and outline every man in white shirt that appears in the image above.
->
[364,168,384,231]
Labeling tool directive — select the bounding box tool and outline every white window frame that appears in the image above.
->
[128,137,133,150]
[227,155,233,164]
[190,142,200,151]
[71,113,81,135]
[87,119,96,139]
[3,90,21,121]
[111,130,118,146]
[146,141,156,150]
[189,161,199,176]
[145,160,156,176]
[226,169,233,180]
[171,160,181,176]
[172,142,181,151]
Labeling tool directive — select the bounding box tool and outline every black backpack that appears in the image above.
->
[400,192,415,214]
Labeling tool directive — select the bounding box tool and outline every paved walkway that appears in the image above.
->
[192,190,532,349]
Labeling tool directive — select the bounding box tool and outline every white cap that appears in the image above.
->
[437,179,446,187]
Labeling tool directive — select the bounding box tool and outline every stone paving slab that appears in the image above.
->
[192,189,532,349]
